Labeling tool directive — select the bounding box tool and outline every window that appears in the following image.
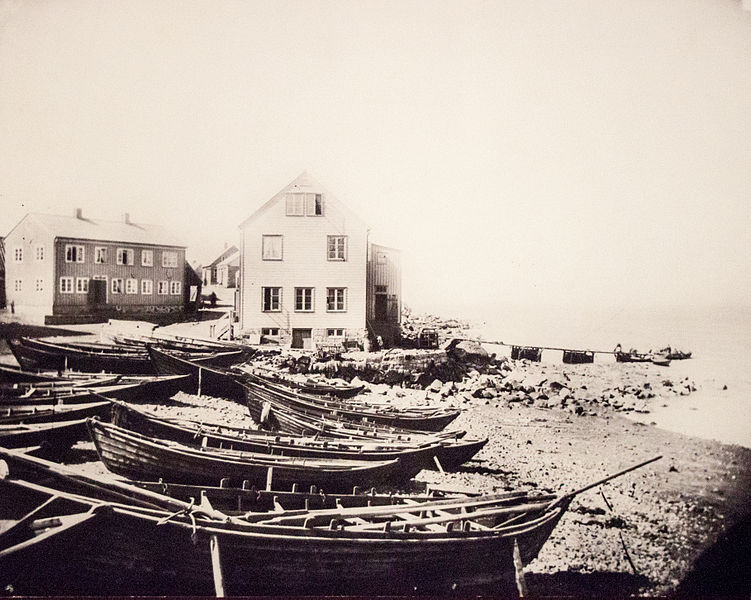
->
[141,279,153,295]
[13,247,23,262]
[111,279,123,294]
[141,250,153,267]
[65,245,84,263]
[327,236,347,261]
[306,193,323,216]
[126,279,138,294]
[326,288,346,312]
[327,328,345,337]
[60,277,74,294]
[35,279,43,292]
[94,247,107,264]
[35,246,44,261]
[158,280,169,295]
[377,252,387,264]
[162,251,178,268]
[261,328,280,336]
[170,281,181,295]
[285,193,305,216]
[262,287,281,311]
[76,278,89,294]
[375,285,387,293]
[14,279,22,292]
[295,287,314,312]
[116,248,134,266]
[262,235,283,260]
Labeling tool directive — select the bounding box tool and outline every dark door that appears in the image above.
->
[375,294,388,320]
[89,280,107,307]
[291,329,312,349]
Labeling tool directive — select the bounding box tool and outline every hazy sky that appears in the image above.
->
[1,0,750,313]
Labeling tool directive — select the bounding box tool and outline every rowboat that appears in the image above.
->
[7,337,155,374]
[246,367,365,399]
[88,418,409,491]
[0,363,124,385]
[240,373,460,432]
[615,351,653,363]
[0,419,88,457]
[109,400,440,477]
[147,346,246,399]
[0,375,191,406]
[0,474,568,595]
[0,451,660,596]
[0,401,111,425]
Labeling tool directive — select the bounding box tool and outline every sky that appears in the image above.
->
[1,0,750,314]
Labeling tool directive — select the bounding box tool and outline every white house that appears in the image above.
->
[238,172,400,349]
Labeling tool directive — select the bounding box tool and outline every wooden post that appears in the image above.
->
[266,466,274,491]
[198,367,203,397]
[513,538,528,598]
[210,534,225,597]
[433,455,445,474]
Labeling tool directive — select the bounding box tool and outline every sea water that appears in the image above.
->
[440,303,751,449]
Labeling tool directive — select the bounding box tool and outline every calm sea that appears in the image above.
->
[441,303,751,449]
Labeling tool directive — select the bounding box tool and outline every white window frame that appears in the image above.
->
[126,278,138,294]
[35,246,44,261]
[326,287,347,312]
[262,235,283,261]
[116,248,134,266]
[76,277,89,294]
[158,280,169,295]
[35,279,43,292]
[262,287,281,312]
[14,279,22,292]
[305,193,324,216]
[261,327,280,336]
[295,287,314,312]
[169,281,181,295]
[13,247,23,262]
[327,236,347,261]
[141,249,153,267]
[111,278,123,295]
[94,247,107,264]
[162,251,178,268]
[327,328,345,337]
[60,277,74,294]
[141,279,153,295]
[65,244,85,263]
[285,193,305,216]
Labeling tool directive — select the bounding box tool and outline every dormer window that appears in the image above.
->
[286,193,323,216]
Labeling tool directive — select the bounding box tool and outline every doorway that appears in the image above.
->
[291,328,312,349]
[375,294,388,320]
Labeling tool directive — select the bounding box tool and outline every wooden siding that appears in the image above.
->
[366,243,402,324]
[3,216,56,320]
[53,239,184,313]
[239,184,368,342]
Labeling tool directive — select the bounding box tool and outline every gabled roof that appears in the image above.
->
[204,244,239,269]
[239,171,368,230]
[7,213,185,248]
[217,249,240,268]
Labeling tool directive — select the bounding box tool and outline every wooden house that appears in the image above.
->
[3,209,187,324]
[238,172,401,349]
[201,244,238,286]
[216,249,240,288]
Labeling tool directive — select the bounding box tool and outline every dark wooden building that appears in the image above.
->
[4,209,188,324]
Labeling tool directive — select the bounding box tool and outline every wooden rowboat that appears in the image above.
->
[87,418,408,492]
[109,400,440,477]
[0,419,88,458]
[7,337,155,374]
[0,401,111,425]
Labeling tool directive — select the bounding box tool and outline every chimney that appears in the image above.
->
[122,213,131,225]
[75,208,83,219]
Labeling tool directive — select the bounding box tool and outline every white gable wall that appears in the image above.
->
[239,177,369,347]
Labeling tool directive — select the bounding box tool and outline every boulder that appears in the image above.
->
[427,378,443,392]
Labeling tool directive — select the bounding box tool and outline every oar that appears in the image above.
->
[549,455,662,509]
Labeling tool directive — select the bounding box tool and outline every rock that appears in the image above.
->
[440,381,456,396]
[427,378,443,392]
